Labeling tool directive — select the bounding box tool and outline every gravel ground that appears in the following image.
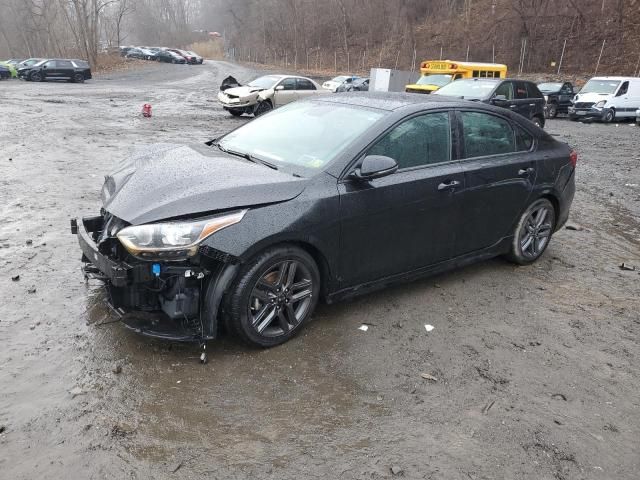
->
[0,61,639,480]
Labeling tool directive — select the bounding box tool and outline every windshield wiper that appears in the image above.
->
[218,145,279,170]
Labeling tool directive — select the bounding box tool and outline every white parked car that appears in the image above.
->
[218,74,328,116]
[322,75,359,92]
[568,76,640,123]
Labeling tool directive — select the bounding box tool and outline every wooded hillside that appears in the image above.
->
[1,0,638,75]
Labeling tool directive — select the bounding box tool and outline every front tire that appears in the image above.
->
[30,71,43,82]
[228,109,243,117]
[506,198,556,265]
[224,245,320,347]
[546,103,558,119]
[603,108,615,123]
[254,100,273,116]
[72,73,84,83]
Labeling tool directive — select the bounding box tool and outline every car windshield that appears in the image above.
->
[247,75,281,89]
[580,79,621,94]
[218,101,385,175]
[433,79,497,99]
[331,76,351,83]
[537,82,563,92]
[416,74,452,87]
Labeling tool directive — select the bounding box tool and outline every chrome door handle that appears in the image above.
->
[518,168,535,177]
[438,180,461,191]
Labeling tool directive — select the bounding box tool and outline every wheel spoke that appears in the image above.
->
[255,306,277,333]
[538,224,552,237]
[285,261,297,288]
[274,262,288,288]
[277,309,291,332]
[292,279,312,291]
[521,233,533,252]
[291,288,312,303]
[285,304,297,325]
[535,208,548,227]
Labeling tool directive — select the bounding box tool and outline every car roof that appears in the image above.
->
[311,91,485,111]
[589,76,639,81]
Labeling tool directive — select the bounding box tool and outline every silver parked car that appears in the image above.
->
[217,74,329,116]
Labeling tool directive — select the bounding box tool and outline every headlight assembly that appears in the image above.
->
[116,210,247,260]
[595,100,607,108]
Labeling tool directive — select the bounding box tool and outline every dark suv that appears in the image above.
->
[18,58,92,83]
[537,82,576,118]
[434,78,546,128]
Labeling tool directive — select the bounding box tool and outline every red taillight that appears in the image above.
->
[569,149,578,168]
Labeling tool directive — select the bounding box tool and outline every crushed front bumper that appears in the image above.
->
[71,215,237,342]
[567,106,607,120]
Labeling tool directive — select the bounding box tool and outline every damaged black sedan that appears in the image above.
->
[73,93,576,347]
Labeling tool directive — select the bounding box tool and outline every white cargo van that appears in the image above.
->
[568,76,640,122]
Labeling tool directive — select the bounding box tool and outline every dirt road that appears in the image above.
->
[1,62,639,480]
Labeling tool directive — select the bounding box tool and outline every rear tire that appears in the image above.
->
[224,245,320,348]
[531,115,544,129]
[506,198,556,265]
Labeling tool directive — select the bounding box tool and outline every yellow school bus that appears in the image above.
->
[405,60,508,94]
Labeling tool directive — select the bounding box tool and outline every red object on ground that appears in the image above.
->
[142,104,152,117]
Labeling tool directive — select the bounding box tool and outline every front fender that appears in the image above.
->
[257,89,275,102]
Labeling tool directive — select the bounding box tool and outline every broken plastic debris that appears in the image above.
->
[424,324,434,332]
[619,263,636,271]
[420,373,438,382]
[358,325,369,332]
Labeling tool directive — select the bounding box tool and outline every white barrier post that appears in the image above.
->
[557,38,567,75]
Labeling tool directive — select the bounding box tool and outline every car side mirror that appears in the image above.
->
[275,85,284,91]
[491,94,508,105]
[352,155,398,181]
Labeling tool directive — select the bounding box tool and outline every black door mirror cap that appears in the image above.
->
[352,155,398,181]
[492,94,508,104]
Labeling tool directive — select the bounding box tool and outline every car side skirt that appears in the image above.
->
[326,237,513,304]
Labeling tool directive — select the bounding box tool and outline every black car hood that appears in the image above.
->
[102,143,307,224]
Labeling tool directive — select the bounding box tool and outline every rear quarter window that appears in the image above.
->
[526,83,544,98]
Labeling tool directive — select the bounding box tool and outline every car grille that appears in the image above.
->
[574,102,594,109]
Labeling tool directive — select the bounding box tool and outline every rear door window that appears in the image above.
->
[515,82,529,99]
[525,82,543,98]
[367,112,451,169]
[460,111,515,158]
[296,78,316,90]
[57,60,73,69]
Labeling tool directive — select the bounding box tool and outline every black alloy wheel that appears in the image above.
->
[254,100,273,116]
[531,116,544,128]
[224,245,320,347]
[30,71,42,82]
[546,103,558,118]
[73,73,84,83]
[507,198,556,265]
[249,261,314,337]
